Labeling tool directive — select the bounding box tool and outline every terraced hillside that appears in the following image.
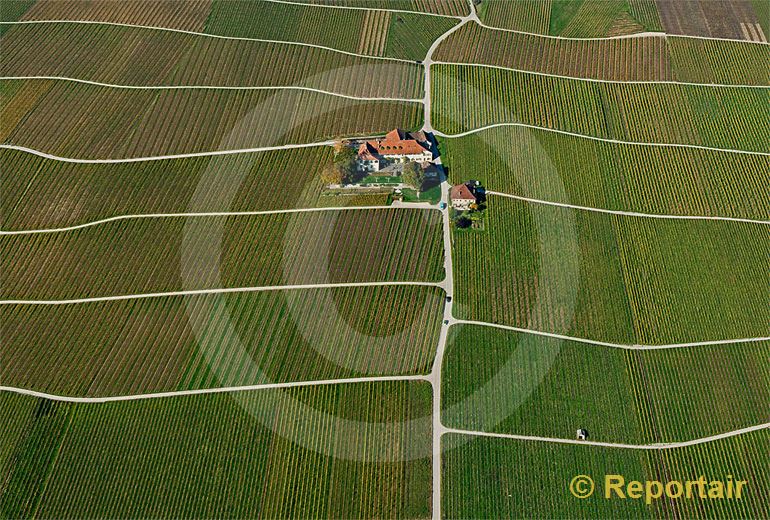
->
[0,383,432,519]
[442,325,769,443]
[443,430,769,518]
[431,64,769,151]
[2,285,445,396]
[1,79,423,159]
[2,208,445,299]
[1,0,768,517]
[0,22,425,98]
[434,21,770,84]
[451,196,769,344]
[439,125,770,220]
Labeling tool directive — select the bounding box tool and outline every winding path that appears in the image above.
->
[446,423,770,450]
[451,319,770,350]
[433,123,770,156]
[433,61,770,87]
[0,375,428,403]
[0,281,444,306]
[0,205,439,235]
[486,191,770,225]
[0,75,424,102]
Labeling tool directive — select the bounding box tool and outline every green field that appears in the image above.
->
[1,285,444,396]
[2,208,444,300]
[0,22,424,98]
[434,21,769,85]
[442,324,769,443]
[205,0,457,61]
[439,126,770,220]
[452,196,769,344]
[0,381,432,518]
[431,65,769,152]
[0,79,423,159]
[442,430,769,519]
[478,0,663,36]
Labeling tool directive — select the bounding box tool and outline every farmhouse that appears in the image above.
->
[450,183,478,210]
[356,128,433,173]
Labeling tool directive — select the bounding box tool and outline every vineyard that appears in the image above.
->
[434,21,770,85]
[441,324,769,443]
[1,285,444,396]
[613,214,769,344]
[204,0,458,61]
[656,0,767,40]
[438,126,770,220]
[0,0,34,34]
[451,196,769,344]
[477,0,663,36]
[2,208,444,300]
[667,36,770,85]
[0,22,425,99]
[3,0,459,61]
[17,0,213,31]
[0,382,433,518]
[442,430,769,518]
[1,79,423,159]
[278,0,469,17]
[0,0,767,516]
[434,22,673,82]
[1,146,352,230]
[431,64,769,152]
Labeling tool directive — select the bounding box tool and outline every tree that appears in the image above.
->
[320,163,343,185]
[401,161,425,193]
[333,140,349,154]
[454,215,472,228]
[334,146,358,183]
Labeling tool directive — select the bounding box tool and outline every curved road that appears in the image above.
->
[0,75,424,101]
[486,191,770,225]
[433,61,770,87]
[433,123,770,156]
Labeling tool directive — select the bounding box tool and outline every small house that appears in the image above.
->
[450,183,477,210]
[576,428,588,440]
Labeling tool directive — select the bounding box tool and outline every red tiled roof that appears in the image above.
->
[357,141,380,161]
[450,184,476,201]
[357,129,431,159]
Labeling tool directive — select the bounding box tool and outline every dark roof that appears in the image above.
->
[450,183,476,201]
